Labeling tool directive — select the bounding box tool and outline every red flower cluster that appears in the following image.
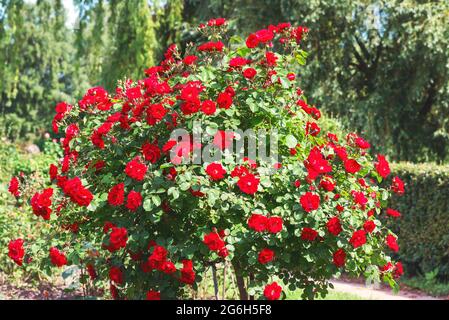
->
[108,183,125,206]
[247,214,283,233]
[203,231,228,258]
[49,247,67,267]
[391,176,405,195]
[304,147,332,180]
[8,239,25,266]
[109,266,123,284]
[60,177,93,207]
[349,230,367,248]
[105,227,128,252]
[180,259,196,285]
[301,227,318,241]
[8,177,20,197]
[333,248,346,267]
[386,234,399,252]
[31,188,53,220]
[375,154,391,178]
[146,290,161,300]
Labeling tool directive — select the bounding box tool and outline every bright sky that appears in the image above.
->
[63,0,77,27]
[25,0,77,27]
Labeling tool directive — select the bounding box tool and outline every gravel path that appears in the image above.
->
[330,280,441,300]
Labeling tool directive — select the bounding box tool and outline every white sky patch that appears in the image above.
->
[63,0,77,28]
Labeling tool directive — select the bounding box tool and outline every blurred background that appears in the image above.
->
[0,0,448,299]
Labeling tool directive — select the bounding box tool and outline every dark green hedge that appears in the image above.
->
[387,162,449,281]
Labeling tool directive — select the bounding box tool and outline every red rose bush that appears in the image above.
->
[6,18,405,300]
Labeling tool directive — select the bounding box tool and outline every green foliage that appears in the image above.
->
[402,269,449,297]
[387,162,449,281]
[0,139,61,280]
[7,21,401,300]
[0,0,79,138]
[182,0,449,163]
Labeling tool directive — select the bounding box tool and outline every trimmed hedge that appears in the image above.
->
[387,162,449,281]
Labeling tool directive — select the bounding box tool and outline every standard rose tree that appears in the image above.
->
[7,18,405,300]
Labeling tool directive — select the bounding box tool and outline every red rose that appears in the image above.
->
[258,248,275,264]
[108,227,128,252]
[237,174,259,194]
[8,239,25,266]
[161,261,177,274]
[109,266,123,284]
[319,176,336,191]
[301,227,318,241]
[203,232,225,251]
[327,217,342,236]
[394,262,404,278]
[205,162,226,180]
[108,183,125,206]
[248,213,268,232]
[146,290,161,300]
[352,191,367,208]
[265,51,278,66]
[246,33,259,48]
[142,142,161,163]
[216,92,233,109]
[256,29,274,43]
[305,122,320,136]
[344,159,361,174]
[125,158,148,181]
[49,247,67,267]
[126,190,142,211]
[86,264,97,280]
[183,55,198,65]
[201,100,217,115]
[267,216,283,233]
[349,230,367,248]
[263,282,282,300]
[8,176,20,197]
[180,259,196,285]
[146,103,168,125]
[243,68,257,79]
[61,177,93,207]
[300,192,320,212]
[375,154,390,179]
[386,208,401,218]
[197,41,224,52]
[229,57,249,68]
[391,176,405,195]
[31,188,53,220]
[304,147,332,181]
[355,137,370,149]
[218,247,229,258]
[363,220,376,233]
[333,249,346,267]
[386,234,399,252]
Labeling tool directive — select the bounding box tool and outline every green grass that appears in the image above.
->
[286,289,366,300]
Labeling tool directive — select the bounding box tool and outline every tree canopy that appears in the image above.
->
[0,0,448,162]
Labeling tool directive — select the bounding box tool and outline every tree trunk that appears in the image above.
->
[232,261,248,300]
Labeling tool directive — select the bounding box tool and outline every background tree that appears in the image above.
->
[0,0,77,139]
